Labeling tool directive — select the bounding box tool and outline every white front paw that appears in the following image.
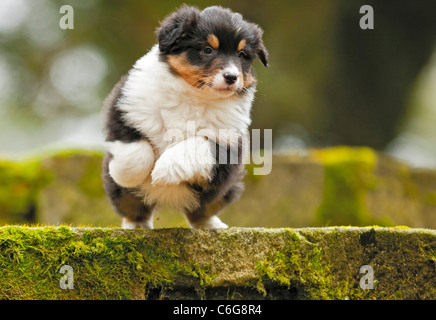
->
[151,154,186,186]
[151,137,215,186]
[107,140,155,188]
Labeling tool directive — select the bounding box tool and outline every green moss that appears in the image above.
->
[0,159,52,224]
[77,157,105,198]
[0,226,215,299]
[0,226,434,300]
[398,166,420,199]
[254,227,433,300]
[30,148,104,161]
[423,192,436,206]
[392,225,411,230]
[312,146,386,226]
[0,149,106,226]
[255,229,359,299]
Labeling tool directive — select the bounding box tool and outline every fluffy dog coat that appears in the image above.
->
[102,5,268,229]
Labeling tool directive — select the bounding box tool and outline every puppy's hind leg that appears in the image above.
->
[184,181,245,229]
[184,199,229,229]
[103,153,156,229]
[110,186,155,229]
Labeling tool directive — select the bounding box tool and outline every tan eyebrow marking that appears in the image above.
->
[207,34,219,49]
[237,39,246,52]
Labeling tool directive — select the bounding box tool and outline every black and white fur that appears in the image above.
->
[102,5,268,229]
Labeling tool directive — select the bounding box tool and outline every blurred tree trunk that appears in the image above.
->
[324,0,436,149]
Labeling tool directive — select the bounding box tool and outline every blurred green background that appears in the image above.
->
[0,0,436,228]
[1,0,436,162]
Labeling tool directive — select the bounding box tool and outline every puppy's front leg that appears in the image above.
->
[107,140,155,188]
[151,136,215,186]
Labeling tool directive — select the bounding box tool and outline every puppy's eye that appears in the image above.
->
[203,47,213,55]
[238,51,248,59]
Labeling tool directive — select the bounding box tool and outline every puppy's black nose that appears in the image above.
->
[223,73,238,85]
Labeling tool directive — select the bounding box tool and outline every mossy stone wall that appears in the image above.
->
[0,226,434,300]
[1,147,436,228]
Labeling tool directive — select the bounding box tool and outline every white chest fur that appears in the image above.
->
[113,46,255,212]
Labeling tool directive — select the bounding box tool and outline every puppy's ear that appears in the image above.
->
[156,5,200,54]
[250,24,269,67]
[257,42,269,67]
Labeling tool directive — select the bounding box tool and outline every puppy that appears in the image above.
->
[102,5,268,229]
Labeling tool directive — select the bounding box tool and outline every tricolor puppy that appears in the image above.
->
[102,5,268,229]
